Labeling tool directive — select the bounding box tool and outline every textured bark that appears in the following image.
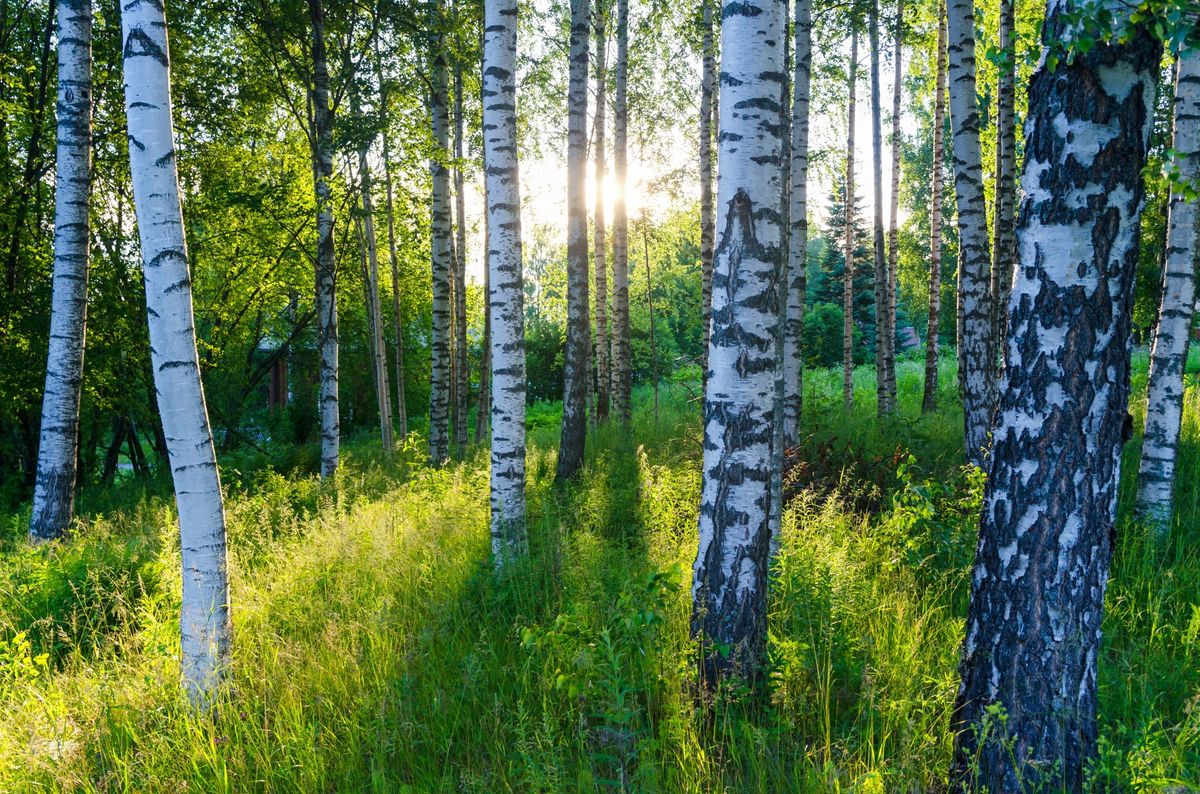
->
[358,143,394,457]
[699,0,716,381]
[781,0,811,446]
[843,33,858,410]
[429,9,453,466]
[1136,51,1200,538]
[122,0,232,705]
[556,0,590,481]
[989,0,1016,377]
[380,126,409,437]
[475,252,491,444]
[884,0,901,410]
[950,13,1160,789]
[946,0,995,465]
[483,0,527,562]
[869,0,890,417]
[453,50,469,455]
[592,7,610,424]
[610,0,630,423]
[922,0,947,414]
[769,0,791,550]
[30,0,92,543]
[309,0,339,479]
[692,0,785,683]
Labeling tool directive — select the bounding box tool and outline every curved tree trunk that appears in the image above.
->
[30,0,92,543]
[946,0,995,465]
[592,8,610,423]
[429,8,453,466]
[309,0,339,479]
[122,0,232,706]
[699,0,716,382]
[483,0,527,564]
[1136,51,1200,538]
[782,0,811,446]
[556,0,590,481]
[869,0,889,417]
[692,0,785,684]
[610,0,630,423]
[843,32,858,410]
[989,0,1016,379]
[884,0,901,411]
[922,0,946,414]
[950,13,1160,789]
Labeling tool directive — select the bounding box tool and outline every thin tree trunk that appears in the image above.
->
[29,0,91,543]
[843,32,858,410]
[1136,51,1200,538]
[699,0,716,381]
[556,0,590,481]
[949,13,1160,788]
[380,121,409,437]
[453,45,469,454]
[643,214,659,425]
[869,0,889,417]
[885,0,901,410]
[475,237,490,443]
[610,0,630,423]
[122,0,232,706]
[429,6,453,466]
[782,0,811,446]
[769,0,792,552]
[358,142,394,457]
[989,0,1016,378]
[691,0,785,684]
[592,7,610,423]
[946,0,995,465]
[310,0,339,479]
[922,0,946,414]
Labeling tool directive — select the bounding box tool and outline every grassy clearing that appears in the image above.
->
[0,356,1197,791]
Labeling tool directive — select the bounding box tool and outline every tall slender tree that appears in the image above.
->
[946,0,994,465]
[842,32,858,410]
[358,142,394,456]
[29,0,92,543]
[377,51,409,438]
[1136,50,1200,538]
[922,0,947,414]
[989,0,1016,375]
[692,0,786,683]
[699,0,716,379]
[610,0,631,423]
[592,3,610,423]
[782,0,811,445]
[430,4,453,466]
[950,9,1160,787]
[122,0,232,705]
[557,0,590,481]
[452,23,469,455]
[884,0,901,410]
[869,0,890,416]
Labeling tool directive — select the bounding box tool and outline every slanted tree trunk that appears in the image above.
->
[556,0,590,481]
[946,0,995,465]
[782,0,811,446]
[453,47,469,454]
[356,116,394,457]
[989,0,1016,377]
[29,0,92,543]
[482,0,527,563]
[122,0,232,706]
[692,0,785,684]
[869,0,890,417]
[884,0,901,410]
[610,0,631,423]
[843,32,858,410]
[309,0,339,479]
[949,12,1160,789]
[592,6,610,423]
[699,0,716,381]
[922,0,947,414]
[429,10,453,466]
[1136,51,1200,538]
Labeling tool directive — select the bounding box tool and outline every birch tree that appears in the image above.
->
[358,143,394,456]
[869,0,891,416]
[692,0,785,683]
[699,0,716,380]
[842,32,858,410]
[430,8,453,466]
[483,0,527,562]
[122,0,232,705]
[452,42,469,455]
[884,0,901,410]
[29,0,92,543]
[946,0,995,465]
[950,9,1161,787]
[556,0,590,481]
[782,0,811,445]
[592,4,610,423]
[611,0,631,423]
[989,0,1016,373]
[922,0,947,414]
[378,63,409,437]
[1136,49,1200,537]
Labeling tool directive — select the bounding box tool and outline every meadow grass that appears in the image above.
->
[0,356,1196,791]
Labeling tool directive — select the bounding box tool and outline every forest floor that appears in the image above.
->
[0,355,1198,791]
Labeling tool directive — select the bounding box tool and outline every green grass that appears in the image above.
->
[0,357,1197,791]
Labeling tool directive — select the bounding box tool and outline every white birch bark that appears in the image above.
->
[452,51,469,455]
[699,0,717,381]
[869,0,889,417]
[692,0,785,683]
[429,11,453,466]
[121,0,231,706]
[358,146,394,455]
[610,0,630,423]
[989,0,1016,376]
[30,0,92,543]
[592,7,610,423]
[781,0,810,446]
[922,0,947,414]
[843,33,858,410]
[1136,50,1200,537]
[884,1,901,410]
[483,0,527,562]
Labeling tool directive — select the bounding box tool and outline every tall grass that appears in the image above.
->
[0,356,1196,790]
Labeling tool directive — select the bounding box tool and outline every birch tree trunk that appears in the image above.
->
[381,127,409,438]
[692,0,785,684]
[358,146,394,456]
[30,0,92,543]
[950,12,1160,788]
[475,253,491,444]
[429,10,453,466]
[781,0,811,446]
[946,0,995,465]
[884,1,901,410]
[922,0,947,414]
[453,52,469,455]
[1136,51,1200,538]
[869,0,890,417]
[592,7,610,424]
[699,0,716,381]
[122,0,232,705]
[309,0,339,479]
[610,0,630,423]
[482,0,527,563]
[989,0,1016,378]
[843,32,858,410]
[556,0,590,481]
